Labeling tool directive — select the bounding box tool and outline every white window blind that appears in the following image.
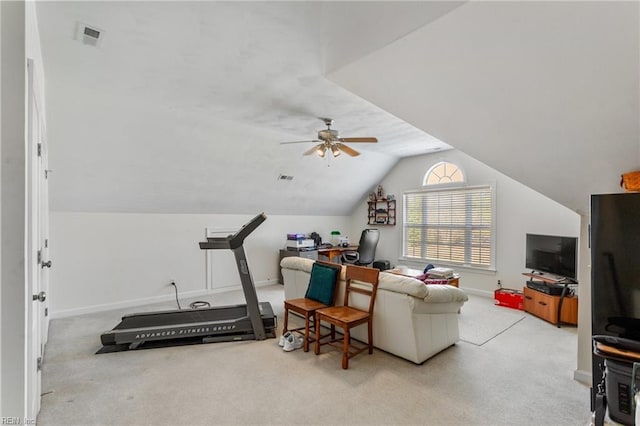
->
[403,186,494,268]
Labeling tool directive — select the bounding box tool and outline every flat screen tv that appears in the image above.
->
[525,233,578,280]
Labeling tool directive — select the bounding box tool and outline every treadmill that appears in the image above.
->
[98,213,276,353]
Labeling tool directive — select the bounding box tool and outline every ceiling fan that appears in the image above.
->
[281,118,378,158]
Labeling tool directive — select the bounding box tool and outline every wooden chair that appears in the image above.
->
[314,264,380,369]
[282,261,341,352]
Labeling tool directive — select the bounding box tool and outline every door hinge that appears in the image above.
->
[37,143,42,157]
[37,249,42,264]
[45,239,48,248]
[37,357,42,371]
[45,307,48,317]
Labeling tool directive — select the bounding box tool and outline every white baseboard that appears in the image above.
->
[460,287,494,298]
[573,369,592,386]
[50,279,279,319]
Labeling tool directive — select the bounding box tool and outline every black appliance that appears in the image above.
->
[373,260,391,271]
[525,280,567,296]
[591,193,640,419]
[525,233,578,280]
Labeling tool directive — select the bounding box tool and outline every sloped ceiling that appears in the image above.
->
[329,1,640,215]
[35,1,460,215]
[39,1,636,217]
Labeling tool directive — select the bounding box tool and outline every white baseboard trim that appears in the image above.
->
[460,287,494,298]
[50,279,279,319]
[573,369,592,386]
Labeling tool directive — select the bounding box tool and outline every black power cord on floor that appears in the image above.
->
[170,281,182,310]
[170,281,211,310]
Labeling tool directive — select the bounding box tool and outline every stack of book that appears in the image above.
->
[427,267,455,279]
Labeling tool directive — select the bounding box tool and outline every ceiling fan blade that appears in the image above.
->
[339,137,378,143]
[336,143,360,157]
[303,143,324,156]
[280,139,321,145]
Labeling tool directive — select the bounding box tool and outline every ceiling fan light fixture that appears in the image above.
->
[280,118,377,159]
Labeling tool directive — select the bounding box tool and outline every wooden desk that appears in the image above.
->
[317,245,358,263]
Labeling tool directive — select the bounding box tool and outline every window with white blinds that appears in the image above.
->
[403,185,495,268]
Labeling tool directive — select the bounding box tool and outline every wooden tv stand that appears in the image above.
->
[522,273,578,327]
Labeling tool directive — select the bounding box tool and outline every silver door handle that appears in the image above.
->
[32,291,46,302]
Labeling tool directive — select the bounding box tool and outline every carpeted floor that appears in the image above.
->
[37,285,591,425]
[459,295,527,345]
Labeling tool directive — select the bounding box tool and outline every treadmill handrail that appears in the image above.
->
[199,212,266,251]
[198,239,231,250]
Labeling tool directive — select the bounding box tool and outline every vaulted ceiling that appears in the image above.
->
[36,1,639,217]
[36,1,461,216]
[329,1,639,215]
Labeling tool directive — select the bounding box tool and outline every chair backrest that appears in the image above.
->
[343,264,380,315]
[304,260,342,306]
[356,229,380,265]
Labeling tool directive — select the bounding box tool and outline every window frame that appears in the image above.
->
[423,161,465,186]
[401,183,497,271]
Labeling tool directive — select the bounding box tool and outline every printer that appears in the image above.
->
[286,239,316,250]
[286,233,316,251]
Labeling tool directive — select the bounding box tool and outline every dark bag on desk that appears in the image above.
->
[373,260,390,271]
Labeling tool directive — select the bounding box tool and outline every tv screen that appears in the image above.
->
[525,233,578,280]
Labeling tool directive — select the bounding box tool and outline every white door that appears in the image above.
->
[26,58,49,419]
[39,107,51,343]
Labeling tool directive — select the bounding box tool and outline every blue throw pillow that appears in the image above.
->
[305,263,339,306]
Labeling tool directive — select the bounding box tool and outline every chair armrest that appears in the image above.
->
[341,251,359,262]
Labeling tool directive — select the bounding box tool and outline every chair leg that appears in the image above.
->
[303,312,311,352]
[368,319,373,354]
[282,306,289,335]
[342,328,350,369]
[314,314,321,355]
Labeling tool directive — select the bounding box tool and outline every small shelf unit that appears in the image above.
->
[368,198,396,226]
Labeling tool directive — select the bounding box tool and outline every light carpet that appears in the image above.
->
[459,294,527,345]
[38,285,591,425]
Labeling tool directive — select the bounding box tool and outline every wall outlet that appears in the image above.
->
[497,279,502,288]
[168,279,176,287]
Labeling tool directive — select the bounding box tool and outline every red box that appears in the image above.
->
[494,288,524,310]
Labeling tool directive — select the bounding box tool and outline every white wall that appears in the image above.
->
[575,214,592,385]
[49,212,350,317]
[51,153,580,315]
[349,150,580,296]
[1,1,26,418]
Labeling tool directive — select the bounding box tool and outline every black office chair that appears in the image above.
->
[341,229,379,266]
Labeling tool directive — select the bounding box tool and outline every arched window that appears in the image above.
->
[423,161,464,186]
[404,161,495,270]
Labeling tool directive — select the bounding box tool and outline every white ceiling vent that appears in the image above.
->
[75,22,104,47]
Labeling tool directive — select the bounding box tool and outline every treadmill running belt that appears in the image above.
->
[97,302,276,353]
[112,304,250,329]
